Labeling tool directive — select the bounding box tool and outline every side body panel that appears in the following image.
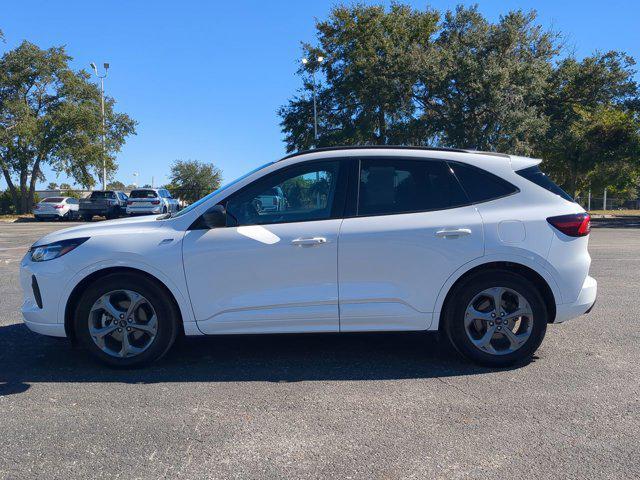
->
[338,205,485,331]
[183,220,342,334]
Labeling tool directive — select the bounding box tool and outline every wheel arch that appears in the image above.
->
[64,266,185,343]
[435,260,558,332]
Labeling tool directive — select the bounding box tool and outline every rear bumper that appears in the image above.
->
[126,206,163,215]
[554,275,597,323]
[34,212,65,218]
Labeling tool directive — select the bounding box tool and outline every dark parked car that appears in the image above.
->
[79,191,128,221]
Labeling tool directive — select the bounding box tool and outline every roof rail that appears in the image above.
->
[279,145,510,161]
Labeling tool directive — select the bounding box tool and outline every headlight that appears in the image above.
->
[30,237,89,262]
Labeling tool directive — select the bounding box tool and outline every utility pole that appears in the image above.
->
[301,55,324,146]
[302,55,325,207]
[90,62,109,190]
[603,188,607,211]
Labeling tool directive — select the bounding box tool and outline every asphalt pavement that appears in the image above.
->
[0,221,638,479]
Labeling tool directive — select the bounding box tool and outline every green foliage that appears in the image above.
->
[541,53,640,197]
[61,189,82,199]
[280,4,640,197]
[0,41,136,212]
[46,182,58,190]
[165,159,223,204]
[107,180,126,190]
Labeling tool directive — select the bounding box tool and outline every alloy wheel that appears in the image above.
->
[463,286,533,356]
[88,289,158,358]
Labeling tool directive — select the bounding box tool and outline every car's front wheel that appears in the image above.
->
[74,272,180,367]
[443,270,548,368]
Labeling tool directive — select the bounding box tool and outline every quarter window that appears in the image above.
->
[357,158,468,216]
[225,161,341,226]
[448,162,518,203]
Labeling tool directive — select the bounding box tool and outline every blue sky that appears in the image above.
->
[2,0,639,189]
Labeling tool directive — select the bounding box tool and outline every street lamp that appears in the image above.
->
[301,55,324,146]
[90,62,109,190]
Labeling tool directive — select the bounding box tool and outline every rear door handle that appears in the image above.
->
[291,237,328,246]
[435,228,472,239]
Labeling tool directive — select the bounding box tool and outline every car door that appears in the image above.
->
[338,157,485,332]
[182,160,348,334]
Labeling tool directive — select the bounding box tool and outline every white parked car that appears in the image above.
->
[126,188,179,216]
[20,147,597,368]
[33,197,79,221]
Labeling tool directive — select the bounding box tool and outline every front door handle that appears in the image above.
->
[291,237,327,246]
[435,228,472,239]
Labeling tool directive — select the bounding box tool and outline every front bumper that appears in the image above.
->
[20,254,70,338]
[554,275,597,323]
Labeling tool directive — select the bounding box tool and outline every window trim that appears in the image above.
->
[346,157,520,219]
[192,158,351,229]
[447,160,520,206]
[348,156,474,219]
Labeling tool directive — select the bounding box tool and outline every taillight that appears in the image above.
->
[547,213,590,237]
[127,201,132,205]
[151,200,160,205]
[33,205,39,209]
[54,205,64,209]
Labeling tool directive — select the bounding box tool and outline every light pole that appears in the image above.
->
[301,55,324,145]
[90,62,109,190]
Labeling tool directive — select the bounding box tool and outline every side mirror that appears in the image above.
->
[200,205,227,229]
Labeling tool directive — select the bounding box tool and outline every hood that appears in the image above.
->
[32,215,165,247]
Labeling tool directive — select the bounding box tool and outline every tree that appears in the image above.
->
[416,7,559,155]
[165,159,222,204]
[280,4,640,199]
[279,4,439,151]
[0,41,136,213]
[107,180,125,190]
[46,182,58,190]
[541,52,640,198]
[59,182,71,190]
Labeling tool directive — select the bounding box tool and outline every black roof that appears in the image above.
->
[280,145,510,161]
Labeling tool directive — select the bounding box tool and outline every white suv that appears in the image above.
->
[126,188,179,215]
[20,147,596,368]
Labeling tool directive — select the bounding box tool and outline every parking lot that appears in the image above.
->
[0,222,638,479]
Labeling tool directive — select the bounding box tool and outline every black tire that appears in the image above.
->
[162,205,168,214]
[443,270,548,368]
[82,214,93,222]
[73,272,180,368]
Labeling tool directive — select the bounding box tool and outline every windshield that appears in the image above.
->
[42,197,64,203]
[169,162,274,219]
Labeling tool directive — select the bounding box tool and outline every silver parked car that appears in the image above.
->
[33,197,79,221]
[126,188,179,215]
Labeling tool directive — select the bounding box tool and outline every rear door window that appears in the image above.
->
[516,165,574,202]
[130,190,159,199]
[357,158,469,216]
[448,162,519,203]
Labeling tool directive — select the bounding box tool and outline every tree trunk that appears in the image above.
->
[18,170,28,214]
[1,168,19,214]
[27,159,42,213]
[377,107,386,145]
[569,159,579,200]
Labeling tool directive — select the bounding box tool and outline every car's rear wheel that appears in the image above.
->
[82,214,92,222]
[443,270,547,368]
[74,272,180,368]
